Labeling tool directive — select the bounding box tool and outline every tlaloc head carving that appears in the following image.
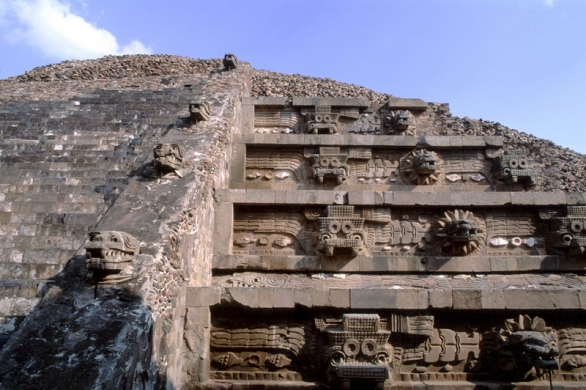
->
[491,148,536,187]
[154,143,185,175]
[85,231,139,284]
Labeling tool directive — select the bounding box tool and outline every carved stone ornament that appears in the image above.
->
[151,143,191,178]
[540,206,586,255]
[491,148,536,187]
[308,147,349,184]
[303,106,340,134]
[85,231,139,284]
[435,209,485,256]
[223,53,238,70]
[316,205,365,256]
[189,99,211,123]
[400,149,443,185]
[383,110,409,133]
[320,314,390,389]
[481,315,559,379]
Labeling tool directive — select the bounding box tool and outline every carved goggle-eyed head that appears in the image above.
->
[444,219,478,242]
[85,231,139,268]
[154,143,185,171]
[412,150,437,174]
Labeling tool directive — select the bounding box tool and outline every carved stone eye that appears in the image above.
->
[111,236,119,242]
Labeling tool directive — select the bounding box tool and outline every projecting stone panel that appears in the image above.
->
[224,204,563,259]
[199,307,586,385]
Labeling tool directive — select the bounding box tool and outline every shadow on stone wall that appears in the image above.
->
[0,254,174,390]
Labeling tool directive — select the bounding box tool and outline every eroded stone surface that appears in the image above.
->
[1,54,586,390]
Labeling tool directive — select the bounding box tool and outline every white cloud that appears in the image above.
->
[0,0,151,60]
[545,0,555,6]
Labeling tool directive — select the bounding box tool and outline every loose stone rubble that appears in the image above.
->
[0,54,585,389]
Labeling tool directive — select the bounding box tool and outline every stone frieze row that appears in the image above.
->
[232,205,586,258]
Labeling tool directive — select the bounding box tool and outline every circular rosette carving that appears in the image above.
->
[435,209,485,256]
[400,149,444,185]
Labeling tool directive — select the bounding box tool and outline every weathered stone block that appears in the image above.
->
[312,288,329,307]
[481,289,505,309]
[350,289,395,309]
[257,288,274,308]
[396,289,428,309]
[504,290,555,310]
[429,289,452,308]
[329,289,350,308]
[550,290,580,309]
[273,288,294,308]
[452,290,481,310]
[226,287,259,308]
[186,287,221,307]
[185,307,211,328]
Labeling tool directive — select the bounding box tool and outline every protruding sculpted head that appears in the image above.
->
[223,53,238,70]
[85,231,139,284]
[189,99,211,122]
[154,143,185,174]
[412,149,437,175]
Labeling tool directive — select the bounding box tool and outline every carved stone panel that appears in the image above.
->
[245,146,496,186]
[252,104,376,135]
[207,307,586,384]
[231,206,555,258]
[209,314,317,382]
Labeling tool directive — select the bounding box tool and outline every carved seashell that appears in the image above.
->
[382,246,392,251]
[213,352,242,369]
[266,354,292,369]
[358,178,365,183]
[258,237,269,246]
[246,354,261,367]
[510,237,522,246]
[281,128,294,134]
[389,177,397,182]
[234,237,253,247]
[401,245,410,251]
[446,174,462,182]
[490,237,508,247]
[470,173,486,182]
[246,171,261,180]
[263,171,274,180]
[274,236,293,247]
[418,216,428,223]
[524,237,537,247]
[275,172,290,180]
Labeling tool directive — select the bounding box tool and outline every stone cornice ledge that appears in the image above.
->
[186,286,586,311]
[215,188,584,206]
[212,254,572,273]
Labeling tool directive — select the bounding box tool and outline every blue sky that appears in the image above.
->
[1,0,585,154]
